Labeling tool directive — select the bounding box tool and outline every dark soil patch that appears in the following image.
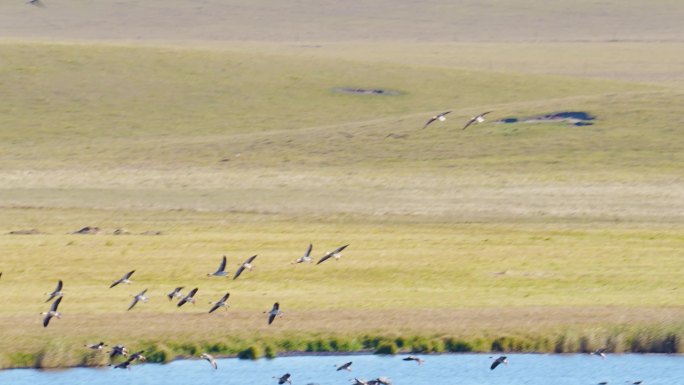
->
[498,111,595,126]
[72,226,101,234]
[333,87,400,96]
[8,229,45,235]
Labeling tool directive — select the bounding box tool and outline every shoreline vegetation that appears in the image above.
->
[3,327,683,370]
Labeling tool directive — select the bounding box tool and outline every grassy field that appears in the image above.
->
[1,0,684,369]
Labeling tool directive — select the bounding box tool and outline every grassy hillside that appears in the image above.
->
[0,38,683,367]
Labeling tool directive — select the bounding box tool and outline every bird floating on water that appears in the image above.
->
[208,256,228,277]
[208,292,230,313]
[317,244,349,265]
[110,270,135,288]
[423,111,451,129]
[234,255,257,280]
[294,243,313,264]
[335,361,353,371]
[490,356,508,370]
[41,296,62,327]
[200,352,218,370]
[463,111,492,130]
[178,288,198,307]
[128,289,149,311]
[45,279,64,302]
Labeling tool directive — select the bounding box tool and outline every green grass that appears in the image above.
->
[0,39,683,368]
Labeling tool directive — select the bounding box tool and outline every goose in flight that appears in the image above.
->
[41,296,62,327]
[490,356,508,370]
[112,358,133,370]
[403,355,424,365]
[26,0,45,7]
[45,280,64,302]
[317,244,349,265]
[129,350,146,362]
[167,286,184,301]
[463,111,492,130]
[351,379,369,385]
[233,255,257,280]
[266,302,283,325]
[108,344,129,359]
[84,342,107,351]
[591,348,607,359]
[110,270,135,288]
[274,373,292,384]
[423,111,451,129]
[293,243,313,264]
[128,289,149,311]
[208,292,230,313]
[177,288,198,307]
[208,256,228,277]
[200,352,218,370]
[335,361,353,371]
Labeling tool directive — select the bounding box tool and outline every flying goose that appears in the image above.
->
[462,111,492,130]
[129,350,146,362]
[490,356,508,370]
[351,379,369,385]
[208,256,228,277]
[208,292,230,313]
[112,358,133,370]
[167,286,184,301]
[317,244,349,265]
[128,289,149,311]
[84,342,107,351]
[335,361,353,371]
[403,355,424,365]
[45,279,64,302]
[110,270,135,288]
[108,344,129,359]
[293,244,313,264]
[41,296,62,327]
[274,373,292,384]
[591,348,607,359]
[423,111,451,129]
[26,0,45,7]
[266,302,283,325]
[233,255,257,280]
[177,288,198,307]
[200,352,218,370]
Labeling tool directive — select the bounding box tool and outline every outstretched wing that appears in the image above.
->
[245,255,257,264]
[304,243,313,257]
[124,270,135,279]
[218,255,227,272]
[51,296,62,312]
[332,244,349,254]
[233,265,245,280]
[128,297,139,311]
[422,116,438,129]
[462,117,477,130]
[317,253,332,265]
[208,302,221,313]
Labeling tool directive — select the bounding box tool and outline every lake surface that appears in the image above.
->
[1,353,682,385]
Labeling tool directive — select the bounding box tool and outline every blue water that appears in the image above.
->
[1,354,682,385]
